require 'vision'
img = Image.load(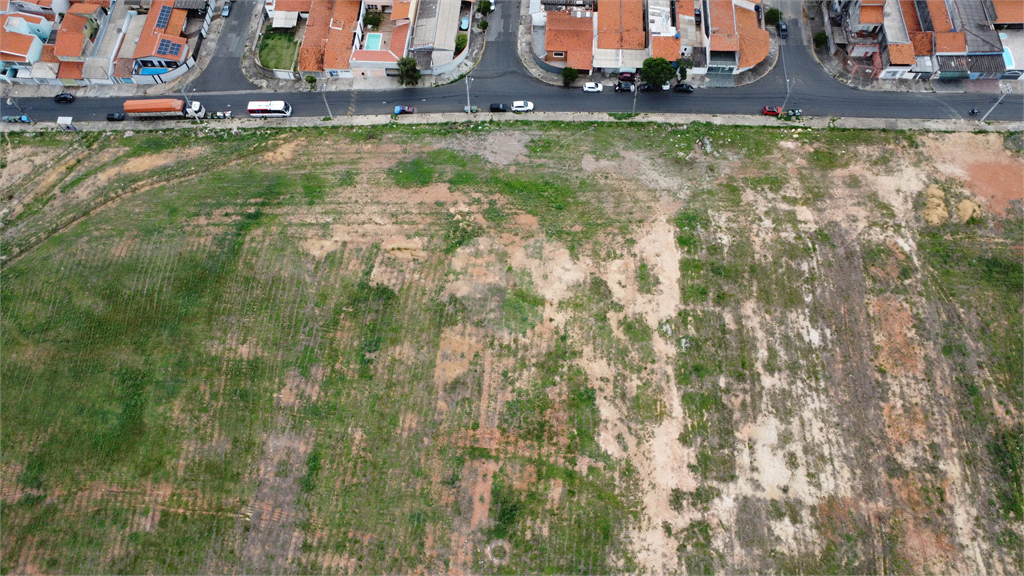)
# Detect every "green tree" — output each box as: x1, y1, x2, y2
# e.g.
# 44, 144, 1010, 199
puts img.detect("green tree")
675, 59, 688, 81
455, 33, 467, 55
479, 20, 488, 30
363, 10, 383, 28
561, 66, 579, 87
397, 57, 421, 86
814, 31, 828, 48
305, 74, 317, 90
765, 7, 782, 26
640, 57, 675, 87
478, 0, 492, 13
